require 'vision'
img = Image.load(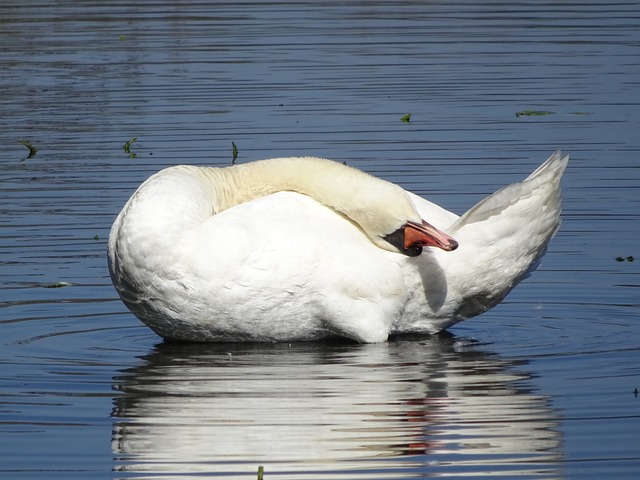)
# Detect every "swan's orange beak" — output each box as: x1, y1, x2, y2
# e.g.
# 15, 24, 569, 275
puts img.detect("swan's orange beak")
404, 220, 458, 253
